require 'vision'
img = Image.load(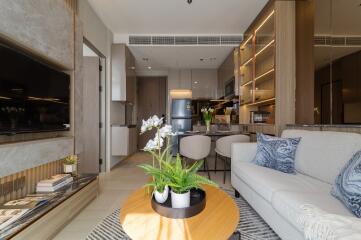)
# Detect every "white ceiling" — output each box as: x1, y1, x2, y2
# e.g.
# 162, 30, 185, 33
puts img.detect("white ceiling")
87, 0, 268, 34
87, 0, 268, 71
129, 45, 235, 70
